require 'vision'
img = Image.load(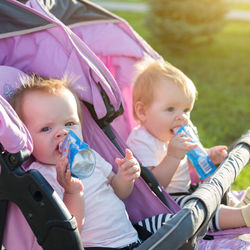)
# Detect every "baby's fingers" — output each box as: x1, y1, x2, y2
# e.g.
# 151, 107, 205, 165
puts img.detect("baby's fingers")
56, 155, 69, 185
185, 141, 198, 150
125, 148, 134, 161
209, 146, 228, 164
115, 157, 124, 167
129, 164, 140, 174
56, 154, 68, 172
116, 149, 135, 168
126, 163, 141, 180
65, 169, 72, 183
218, 146, 228, 157
172, 132, 189, 144
121, 158, 138, 171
